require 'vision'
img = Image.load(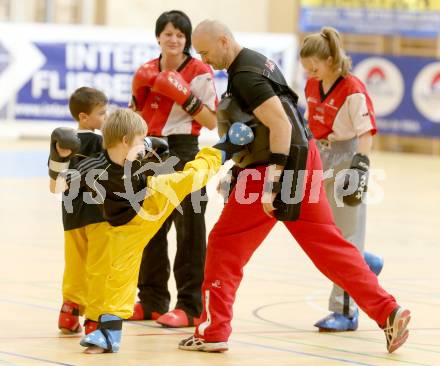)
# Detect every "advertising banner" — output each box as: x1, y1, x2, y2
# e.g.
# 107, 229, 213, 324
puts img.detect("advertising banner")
0, 23, 297, 123
294, 53, 440, 137
300, 0, 440, 37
